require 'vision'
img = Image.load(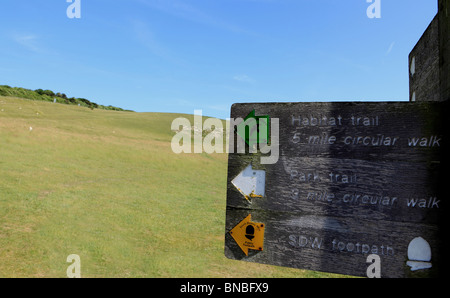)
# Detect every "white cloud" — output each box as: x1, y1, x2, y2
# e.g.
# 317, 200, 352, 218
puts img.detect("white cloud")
13, 34, 41, 52
130, 19, 185, 66
233, 74, 256, 83
135, 0, 252, 35
386, 41, 395, 55
132, 19, 168, 58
